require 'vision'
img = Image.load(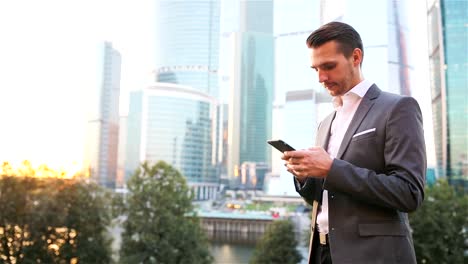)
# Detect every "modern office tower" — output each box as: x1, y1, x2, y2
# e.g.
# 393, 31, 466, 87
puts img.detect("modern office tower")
148, 1, 222, 196
154, 0, 220, 98
84, 42, 121, 188
320, 0, 414, 96
226, 0, 274, 184
125, 83, 219, 200
427, 0, 467, 183
267, 90, 332, 196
